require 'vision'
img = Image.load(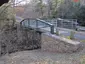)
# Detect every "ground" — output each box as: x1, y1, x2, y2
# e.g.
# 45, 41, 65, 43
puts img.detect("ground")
0, 17, 84, 64
0, 41, 85, 64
